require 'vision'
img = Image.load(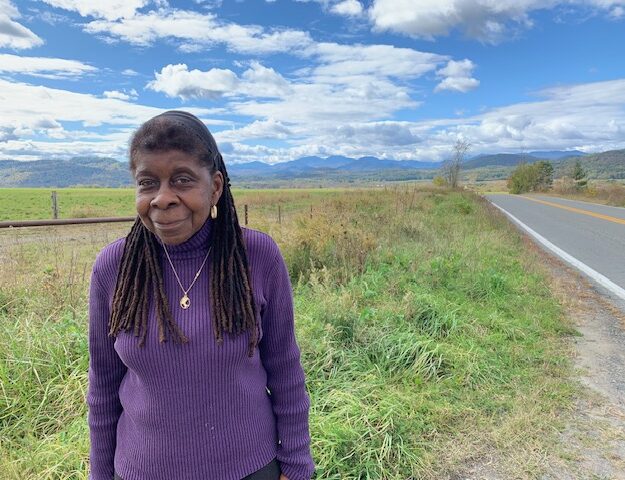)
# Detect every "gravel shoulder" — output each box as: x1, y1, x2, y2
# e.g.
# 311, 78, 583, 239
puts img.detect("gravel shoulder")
540, 245, 625, 480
